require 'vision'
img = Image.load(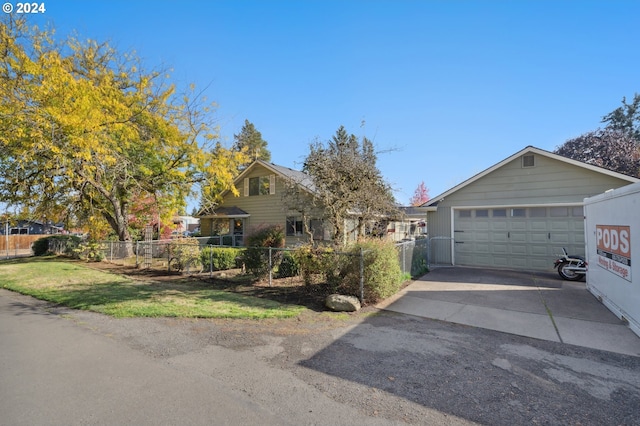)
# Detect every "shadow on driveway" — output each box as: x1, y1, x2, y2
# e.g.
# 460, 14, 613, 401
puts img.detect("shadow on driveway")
298, 268, 640, 425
